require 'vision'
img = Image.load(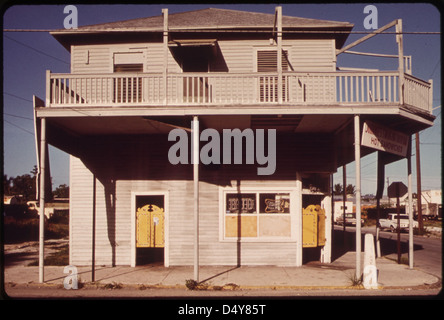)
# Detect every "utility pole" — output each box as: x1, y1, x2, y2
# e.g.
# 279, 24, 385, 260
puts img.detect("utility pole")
415, 132, 423, 232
